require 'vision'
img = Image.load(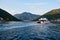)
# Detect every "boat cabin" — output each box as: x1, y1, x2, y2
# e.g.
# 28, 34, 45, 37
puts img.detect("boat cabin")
38, 18, 50, 24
